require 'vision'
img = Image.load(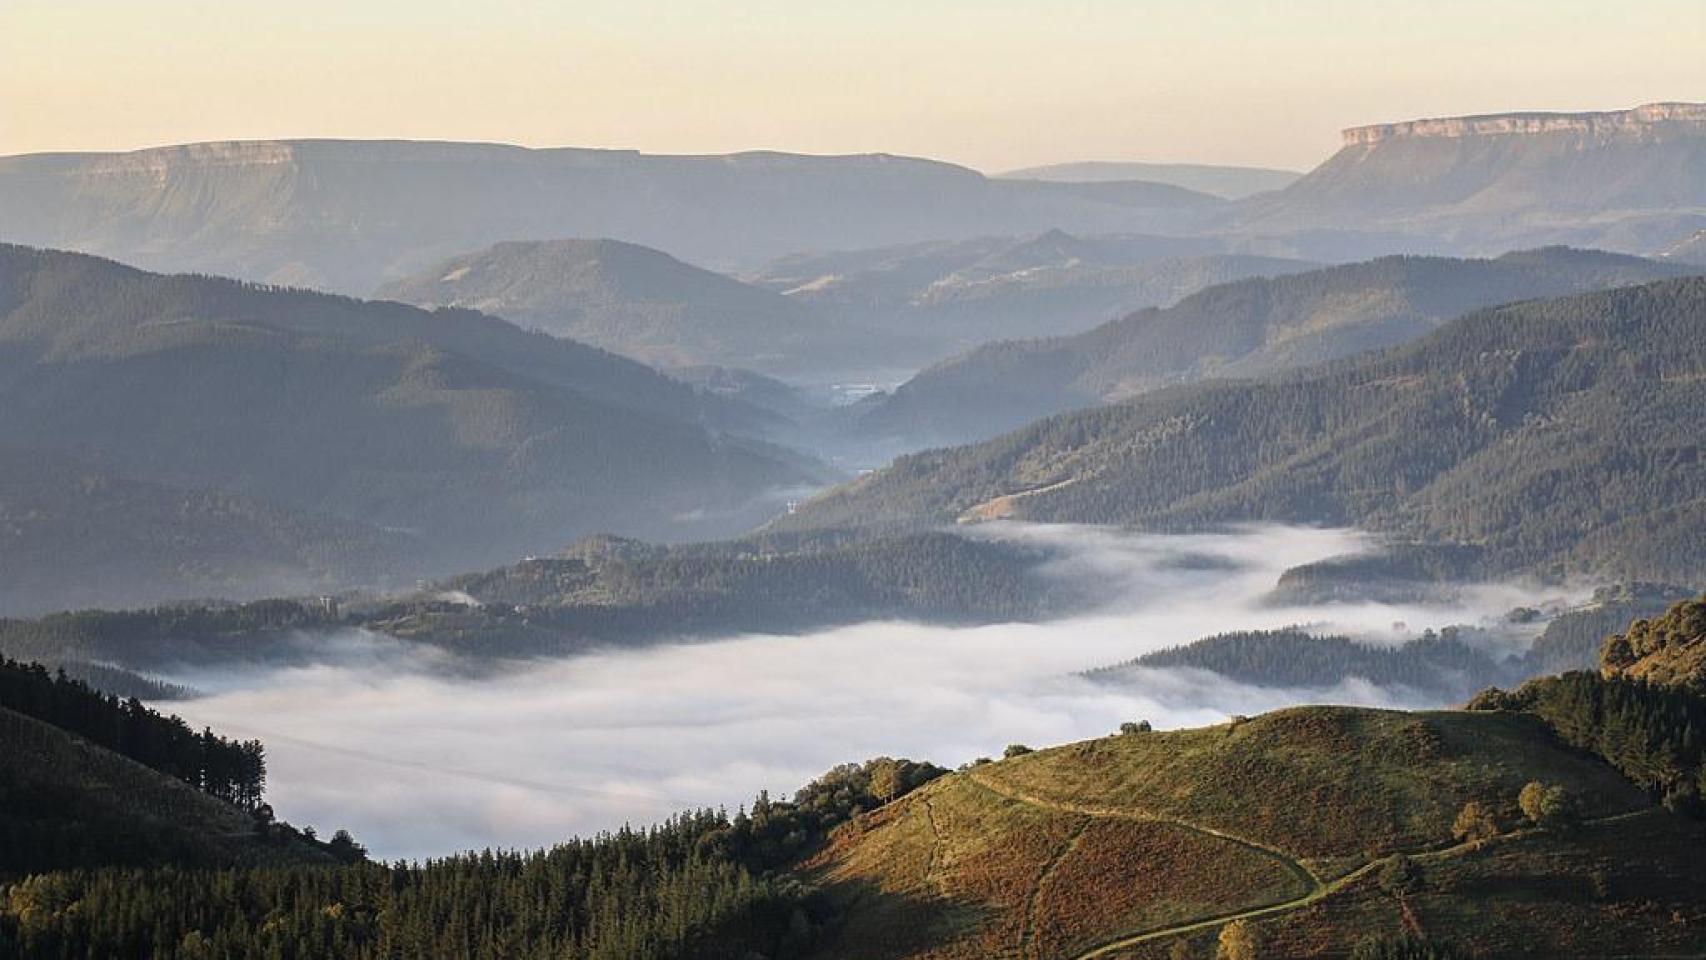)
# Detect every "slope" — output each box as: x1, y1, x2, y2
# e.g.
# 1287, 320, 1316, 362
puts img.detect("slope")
375, 237, 855, 374
857, 247, 1699, 448
805, 706, 1702, 959
785, 277, 1706, 583
0, 451, 416, 617
1240, 102, 1706, 255
0, 707, 332, 875
0, 245, 821, 606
